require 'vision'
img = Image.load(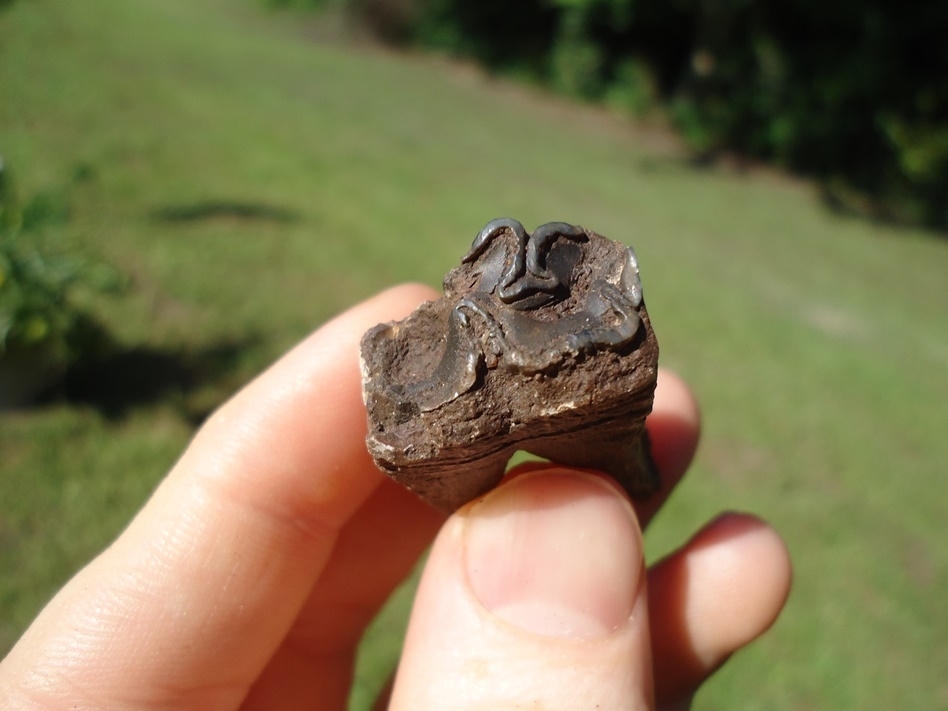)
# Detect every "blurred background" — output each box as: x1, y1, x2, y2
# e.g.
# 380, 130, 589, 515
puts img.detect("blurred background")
1, 0, 946, 707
